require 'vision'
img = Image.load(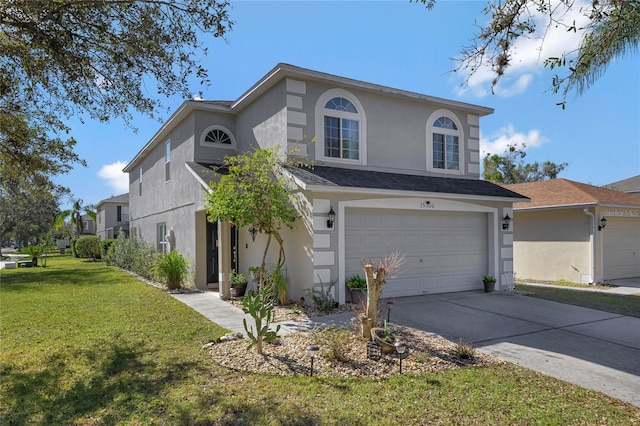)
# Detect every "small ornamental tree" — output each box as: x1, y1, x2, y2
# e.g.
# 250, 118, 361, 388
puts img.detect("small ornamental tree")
205, 147, 299, 297
360, 252, 405, 340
